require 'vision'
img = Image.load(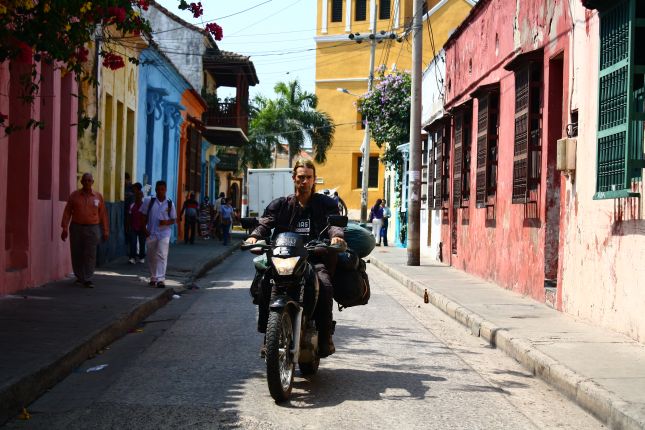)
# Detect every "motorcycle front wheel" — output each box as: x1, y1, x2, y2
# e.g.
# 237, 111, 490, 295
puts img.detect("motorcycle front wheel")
265, 309, 294, 402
